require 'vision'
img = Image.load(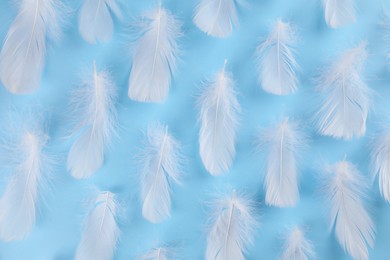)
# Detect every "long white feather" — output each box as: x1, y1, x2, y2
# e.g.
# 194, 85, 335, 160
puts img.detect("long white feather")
0, 120, 50, 241
259, 118, 305, 207
139, 123, 182, 224
315, 42, 371, 140
139, 246, 177, 260
128, 4, 181, 102
198, 61, 240, 176
67, 62, 117, 179
76, 191, 120, 260
322, 0, 356, 28
206, 191, 258, 260
256, 20, 299, 95
280, 227, 315, 260
0, 0, 61, 93
78, 0, 122, 44
323, 160, 375, 260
